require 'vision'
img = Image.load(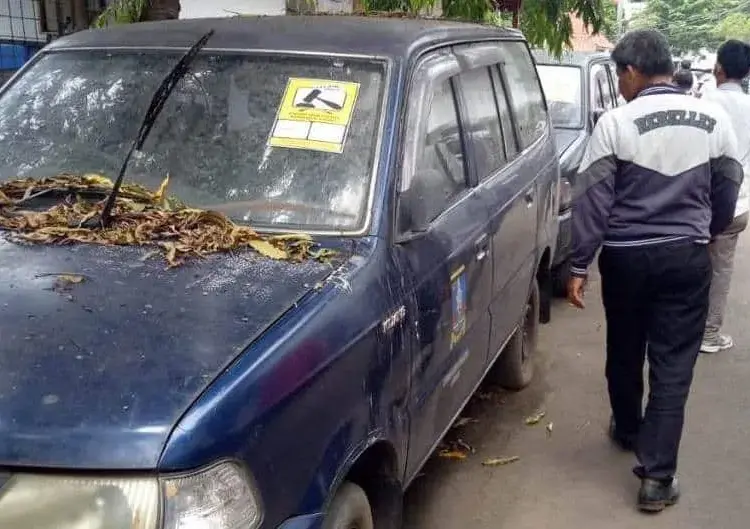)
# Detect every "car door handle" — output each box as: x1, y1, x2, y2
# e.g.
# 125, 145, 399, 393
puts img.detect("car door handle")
524, 189, 535, 208
474, 234, 489, 262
